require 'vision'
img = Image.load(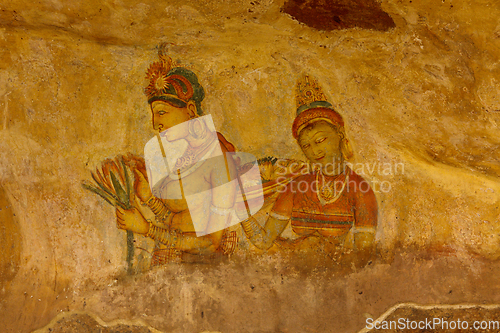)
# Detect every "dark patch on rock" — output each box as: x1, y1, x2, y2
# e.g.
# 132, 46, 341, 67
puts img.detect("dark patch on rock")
281, 0, 395, 31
